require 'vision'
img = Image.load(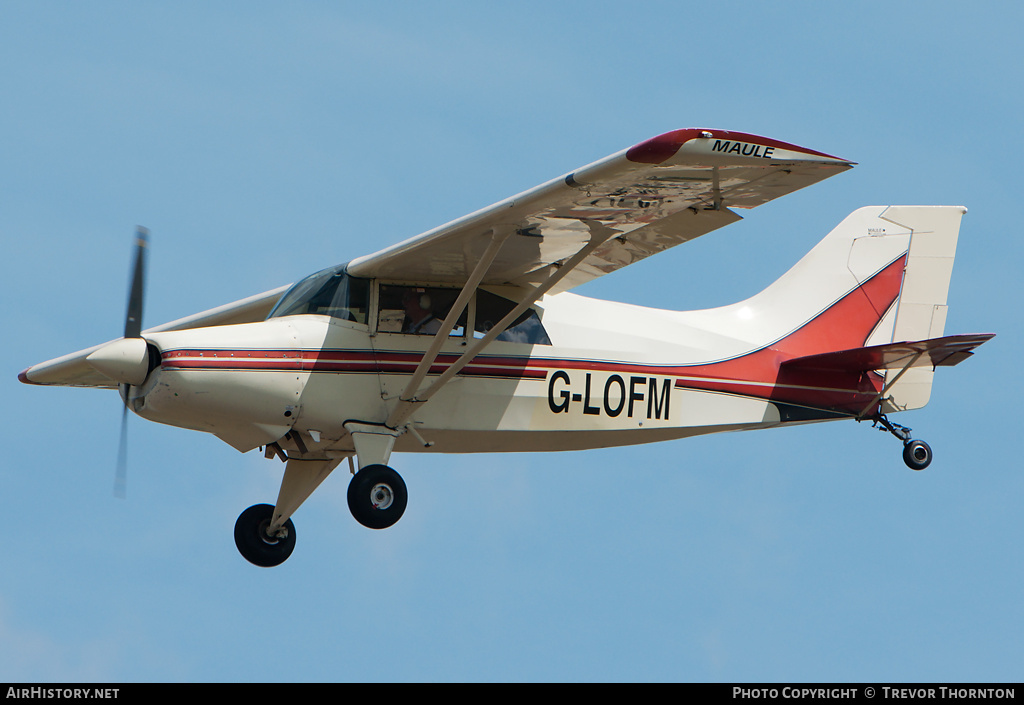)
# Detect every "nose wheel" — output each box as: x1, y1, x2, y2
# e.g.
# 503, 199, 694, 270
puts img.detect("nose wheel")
871, 414, 933, 471
348, 464, 408, 529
